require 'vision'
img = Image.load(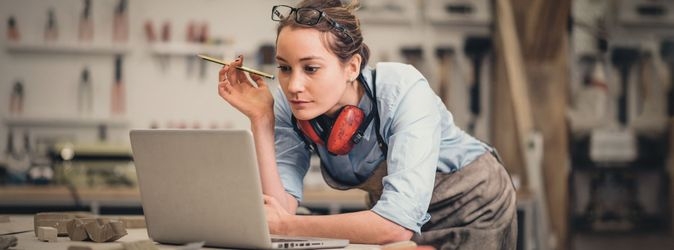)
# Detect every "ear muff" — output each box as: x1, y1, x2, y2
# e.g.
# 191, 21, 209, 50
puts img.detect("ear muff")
298, 119, 325, 146
292, 70, 387, 156
296, 105, 365, 155
326, 105, 364, 155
